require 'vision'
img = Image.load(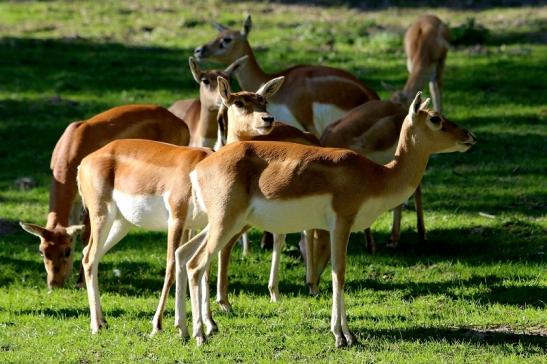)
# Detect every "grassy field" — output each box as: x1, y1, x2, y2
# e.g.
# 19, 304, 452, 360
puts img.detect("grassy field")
0, 1, 546, 362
